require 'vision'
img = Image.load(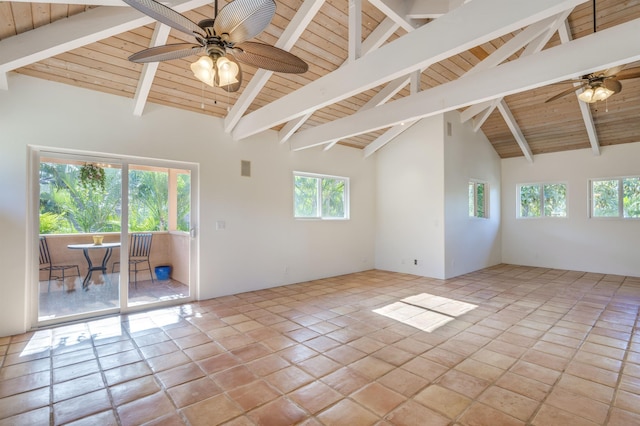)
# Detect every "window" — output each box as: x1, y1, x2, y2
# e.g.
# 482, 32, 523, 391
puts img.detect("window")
294, 172, 349, 219
518, 183, 567, 218
591, 177, 640, 218
468, 181, 488, 218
